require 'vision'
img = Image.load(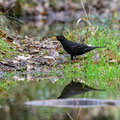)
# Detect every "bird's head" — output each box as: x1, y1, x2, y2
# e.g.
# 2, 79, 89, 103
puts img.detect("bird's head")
52, 35, 65, 42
